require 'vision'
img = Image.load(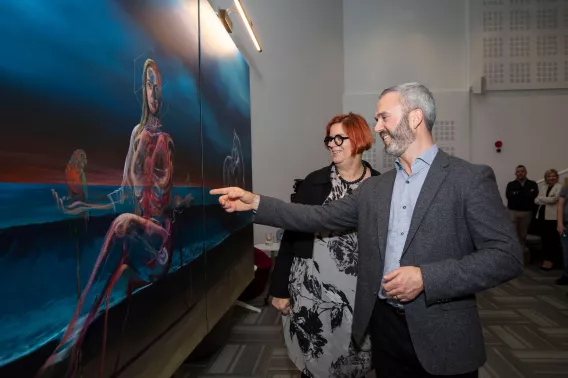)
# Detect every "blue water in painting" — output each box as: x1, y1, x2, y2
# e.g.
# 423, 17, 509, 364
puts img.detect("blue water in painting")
0, 183, 224, 230
0, 183, 251, 367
